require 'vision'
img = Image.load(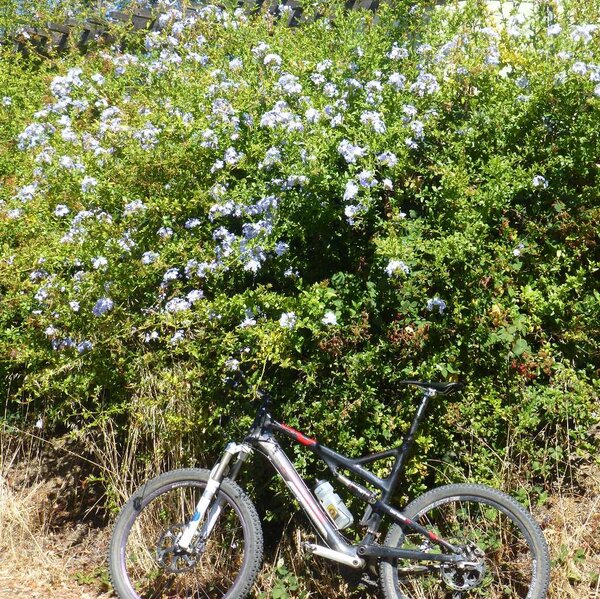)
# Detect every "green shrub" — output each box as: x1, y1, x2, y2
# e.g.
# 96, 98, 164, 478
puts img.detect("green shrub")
1, 0, 598, 502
